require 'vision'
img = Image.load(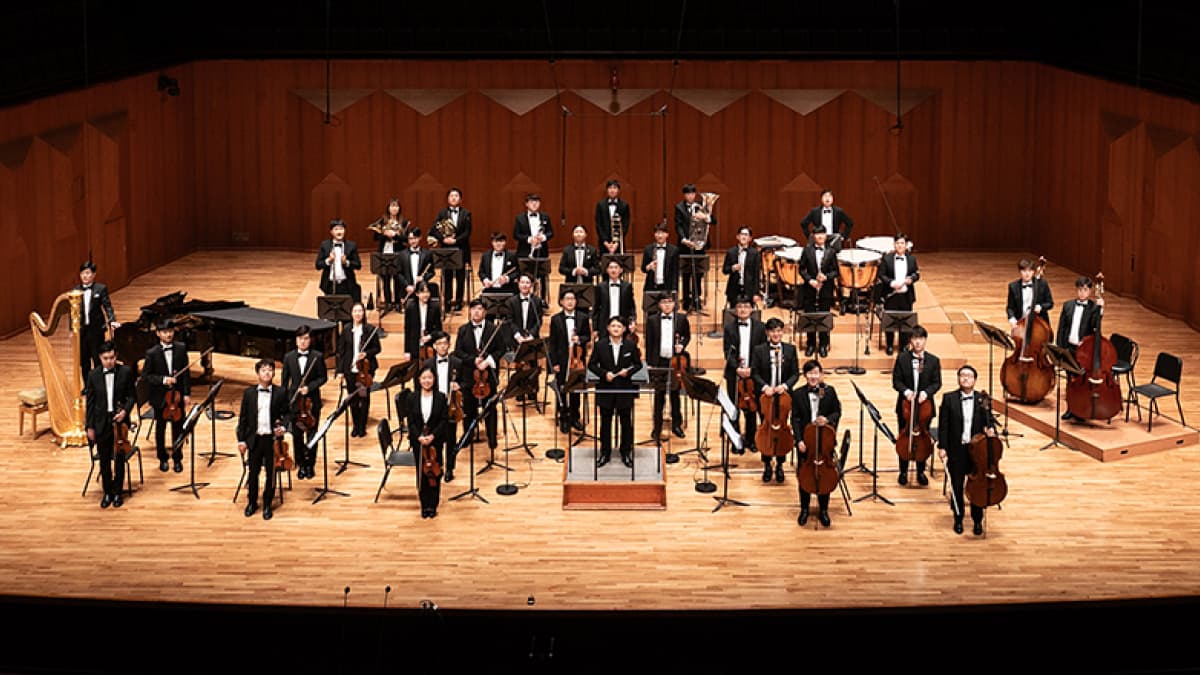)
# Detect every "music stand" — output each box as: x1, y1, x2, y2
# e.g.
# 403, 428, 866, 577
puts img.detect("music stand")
878, 310, 918, 351
379, 361, 418, 429
307, 390, 356, 503
560, 283, 596, 311
679, 254, 709, 317
318, 295, 354, 350
497, 366, 540, 496
975, 320, 1023, 444
641, 367, 673, 458
564, 369, 594, 447
481, 293, 513, 321
850, 381, 897, 506
795, 312, 834, 356
519, 257, 552, 300
169, 380, 224, 498
370, 253, 402, 317
431, 248, 463, 312
449, 392, 497, 504
191, 379, 231, 466
682, 372, 721, 492
1041, 343, 1083, 453
600, 253, 635, 276
545, 377, 568, 461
